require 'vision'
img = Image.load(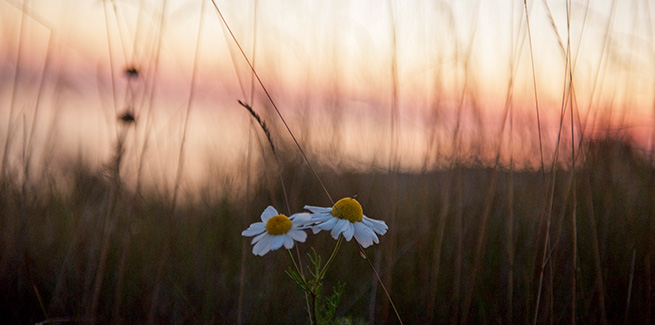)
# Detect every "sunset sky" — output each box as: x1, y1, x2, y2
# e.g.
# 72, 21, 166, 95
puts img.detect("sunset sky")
1, 0, 654, 188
